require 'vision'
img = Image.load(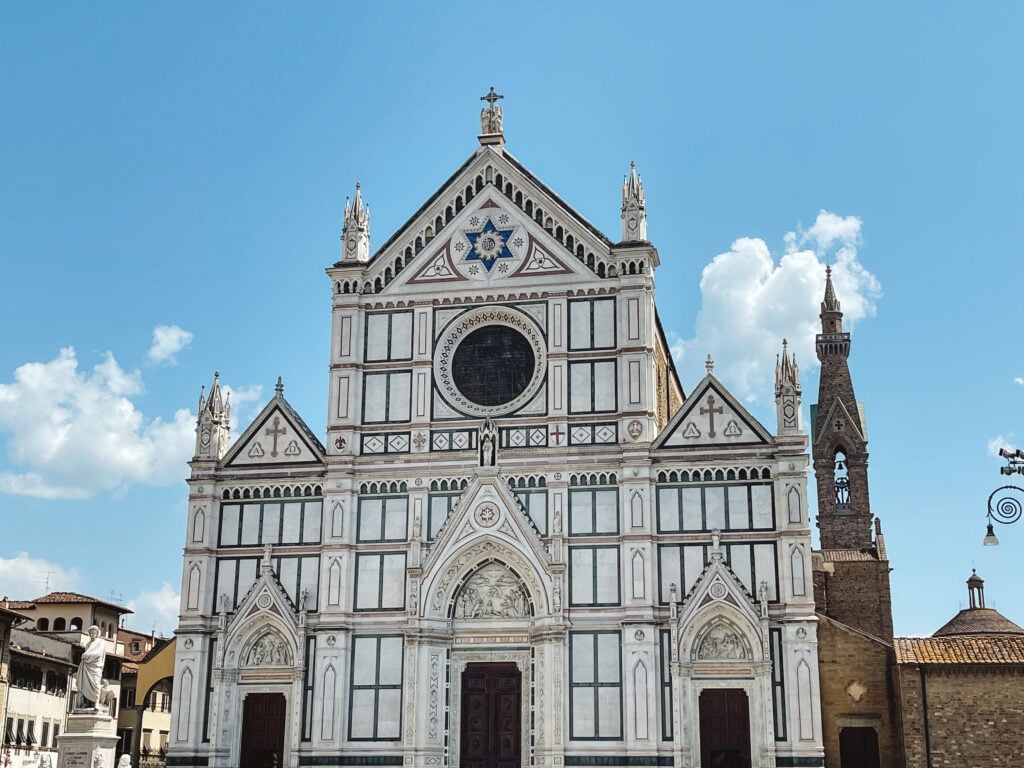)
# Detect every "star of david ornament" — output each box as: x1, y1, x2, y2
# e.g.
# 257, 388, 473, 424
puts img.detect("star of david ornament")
464, 218, 515, 271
